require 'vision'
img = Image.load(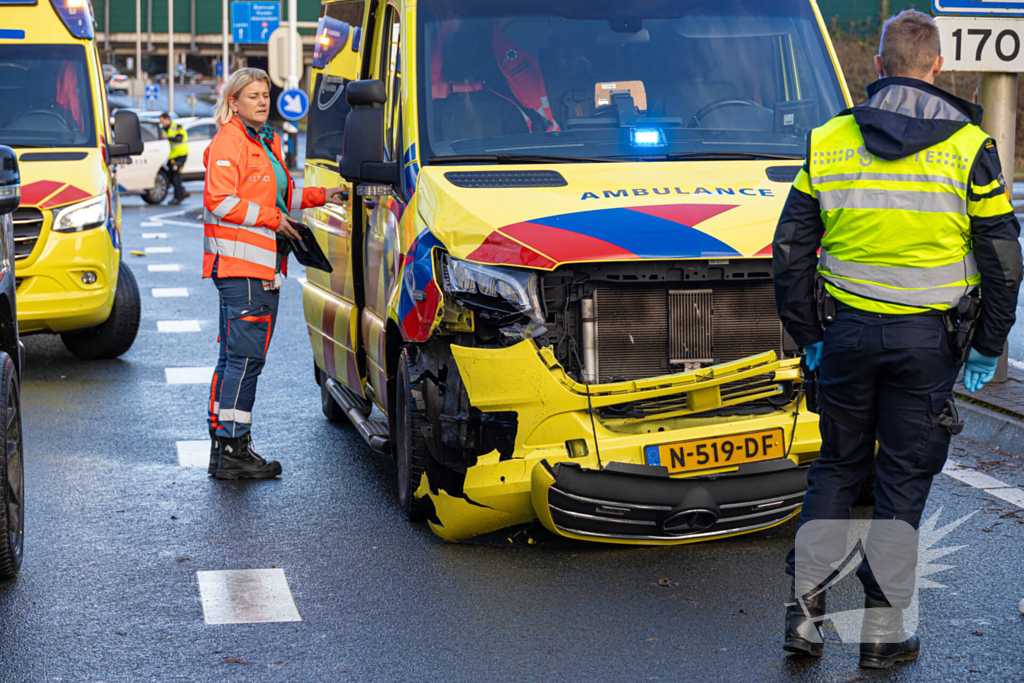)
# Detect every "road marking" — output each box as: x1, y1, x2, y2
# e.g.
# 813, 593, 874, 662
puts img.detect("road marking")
943, 459, 1024, 509
297, 277, 307, 286
1008, 358, 1024, 371
176, 440, 209, 467
140, 221, 163, 227
145, 246, 174, 254
165, 366, 214, 384
152, 287, 188, 298
148, 264, 181, 272
142, 232, 168, 239
196, 569, 302, 625
157, 320, 201, 333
